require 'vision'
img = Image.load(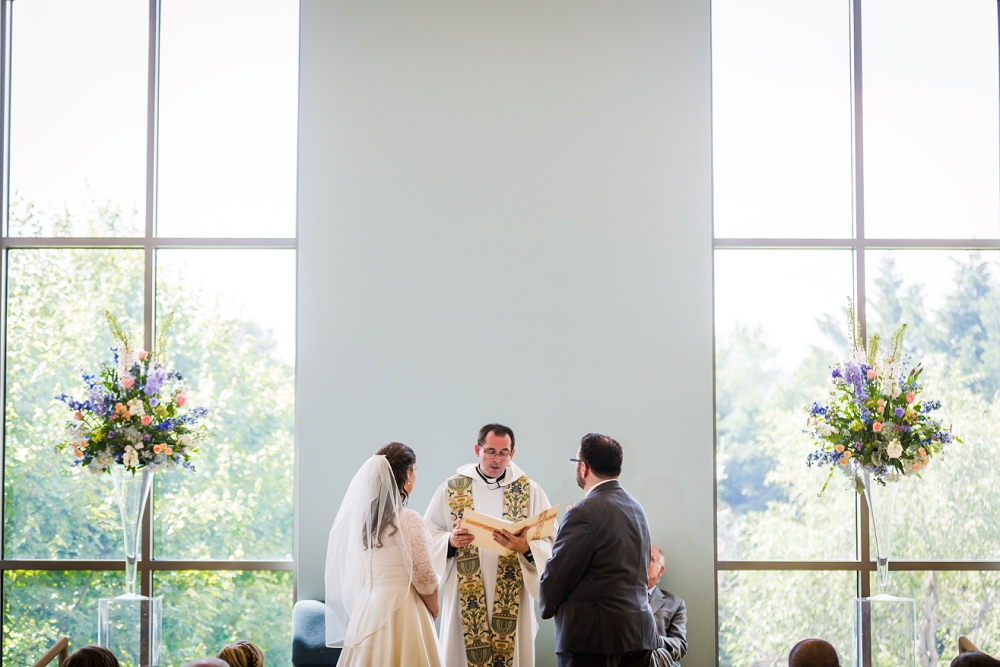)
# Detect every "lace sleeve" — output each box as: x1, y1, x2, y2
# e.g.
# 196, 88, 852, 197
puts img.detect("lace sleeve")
403, 509, 439, 595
